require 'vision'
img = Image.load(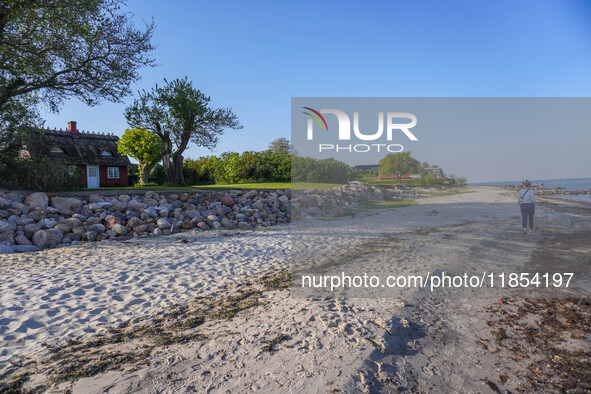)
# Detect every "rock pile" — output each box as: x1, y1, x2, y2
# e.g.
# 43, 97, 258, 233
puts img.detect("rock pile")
0, 190, 291, 254
292, 183, 403, 218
